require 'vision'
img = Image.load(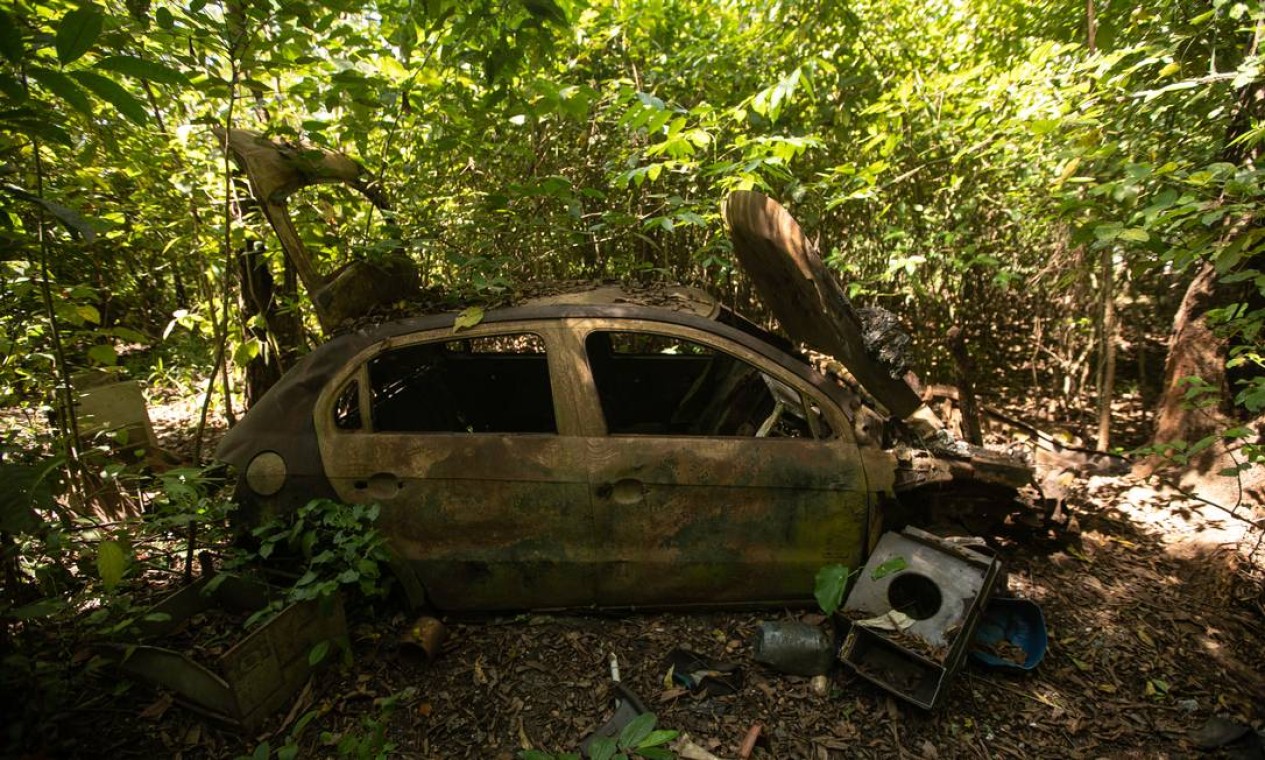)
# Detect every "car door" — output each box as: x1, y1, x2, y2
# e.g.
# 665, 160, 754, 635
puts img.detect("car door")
570, 319, 874, 607
314, 322, 596, 611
